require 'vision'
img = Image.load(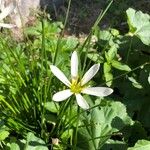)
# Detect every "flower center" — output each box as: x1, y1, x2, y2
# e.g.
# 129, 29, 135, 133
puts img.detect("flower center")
70, 79, 83, 93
